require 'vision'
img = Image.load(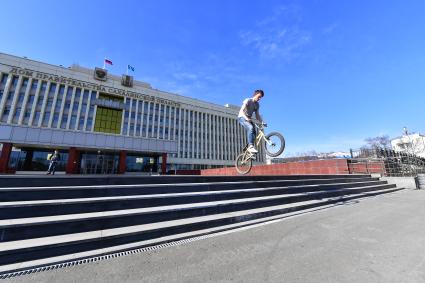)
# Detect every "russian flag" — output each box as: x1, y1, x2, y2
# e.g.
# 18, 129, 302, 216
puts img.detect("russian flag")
104, 58, 113, 65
